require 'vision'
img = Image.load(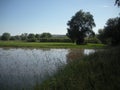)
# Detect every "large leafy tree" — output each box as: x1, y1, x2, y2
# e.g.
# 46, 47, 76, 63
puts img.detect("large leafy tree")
67, 10, 95, 45
98, 17, 120, 45
1, 32, 11, 40
104, 17, 120, 45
